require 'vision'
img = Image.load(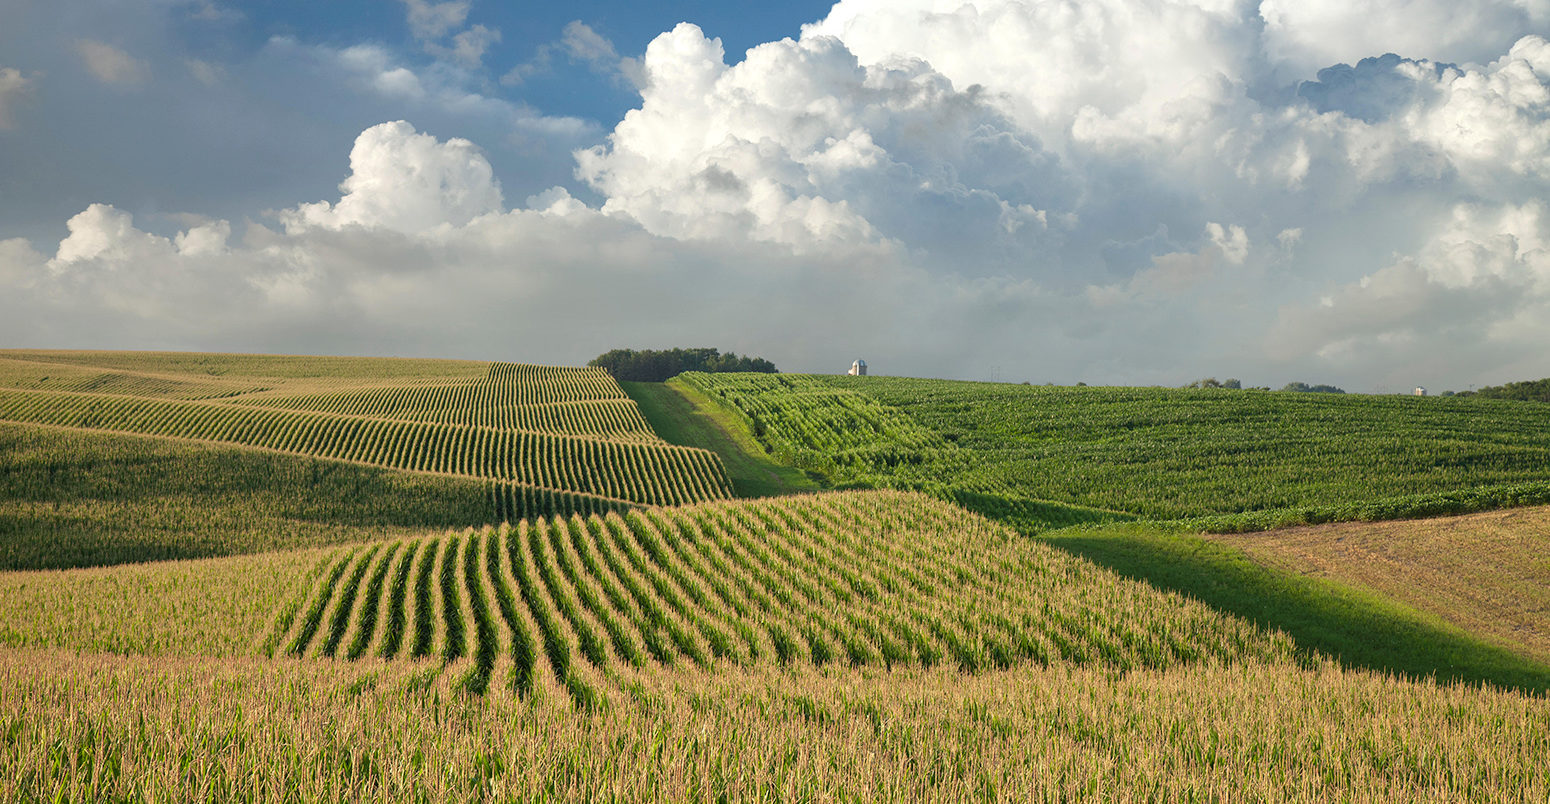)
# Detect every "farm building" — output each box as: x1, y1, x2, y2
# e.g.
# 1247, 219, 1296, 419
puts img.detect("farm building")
849, 359, 867, 376
1414, 386, 1427, 397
